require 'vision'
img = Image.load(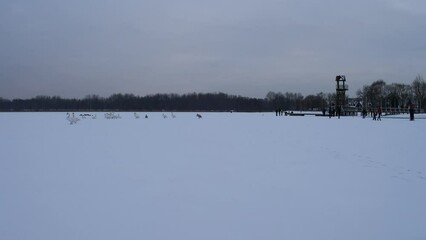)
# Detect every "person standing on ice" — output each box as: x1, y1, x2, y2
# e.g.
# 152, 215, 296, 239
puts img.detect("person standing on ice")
377, 107, 382, 121
409, 104, 415, 121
